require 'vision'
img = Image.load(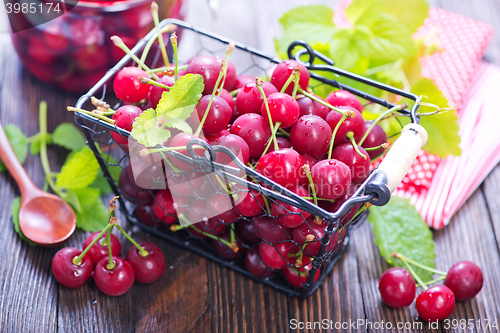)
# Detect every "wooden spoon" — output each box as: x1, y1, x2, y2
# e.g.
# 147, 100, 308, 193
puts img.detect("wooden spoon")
0, 122, 76, 246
